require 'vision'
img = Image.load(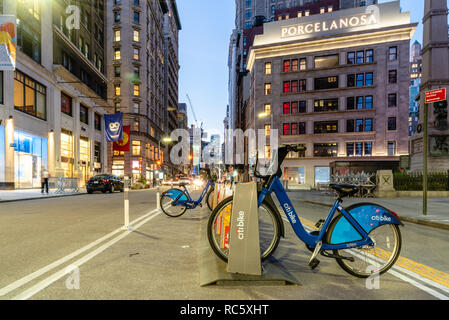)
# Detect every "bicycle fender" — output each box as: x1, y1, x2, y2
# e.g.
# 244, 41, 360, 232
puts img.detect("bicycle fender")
328, 203, 402, 245
163, 189, 188, 201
